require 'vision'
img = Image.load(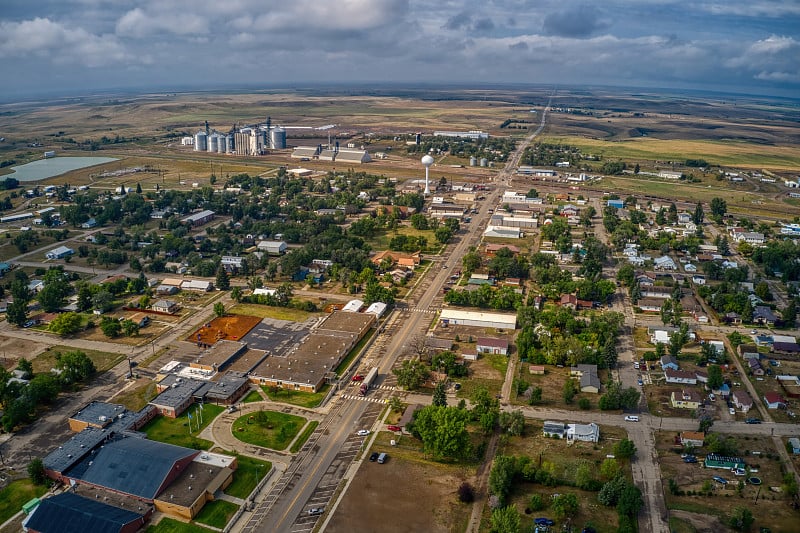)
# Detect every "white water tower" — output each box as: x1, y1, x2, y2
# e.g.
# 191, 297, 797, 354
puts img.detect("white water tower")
421, 154, 434, 195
